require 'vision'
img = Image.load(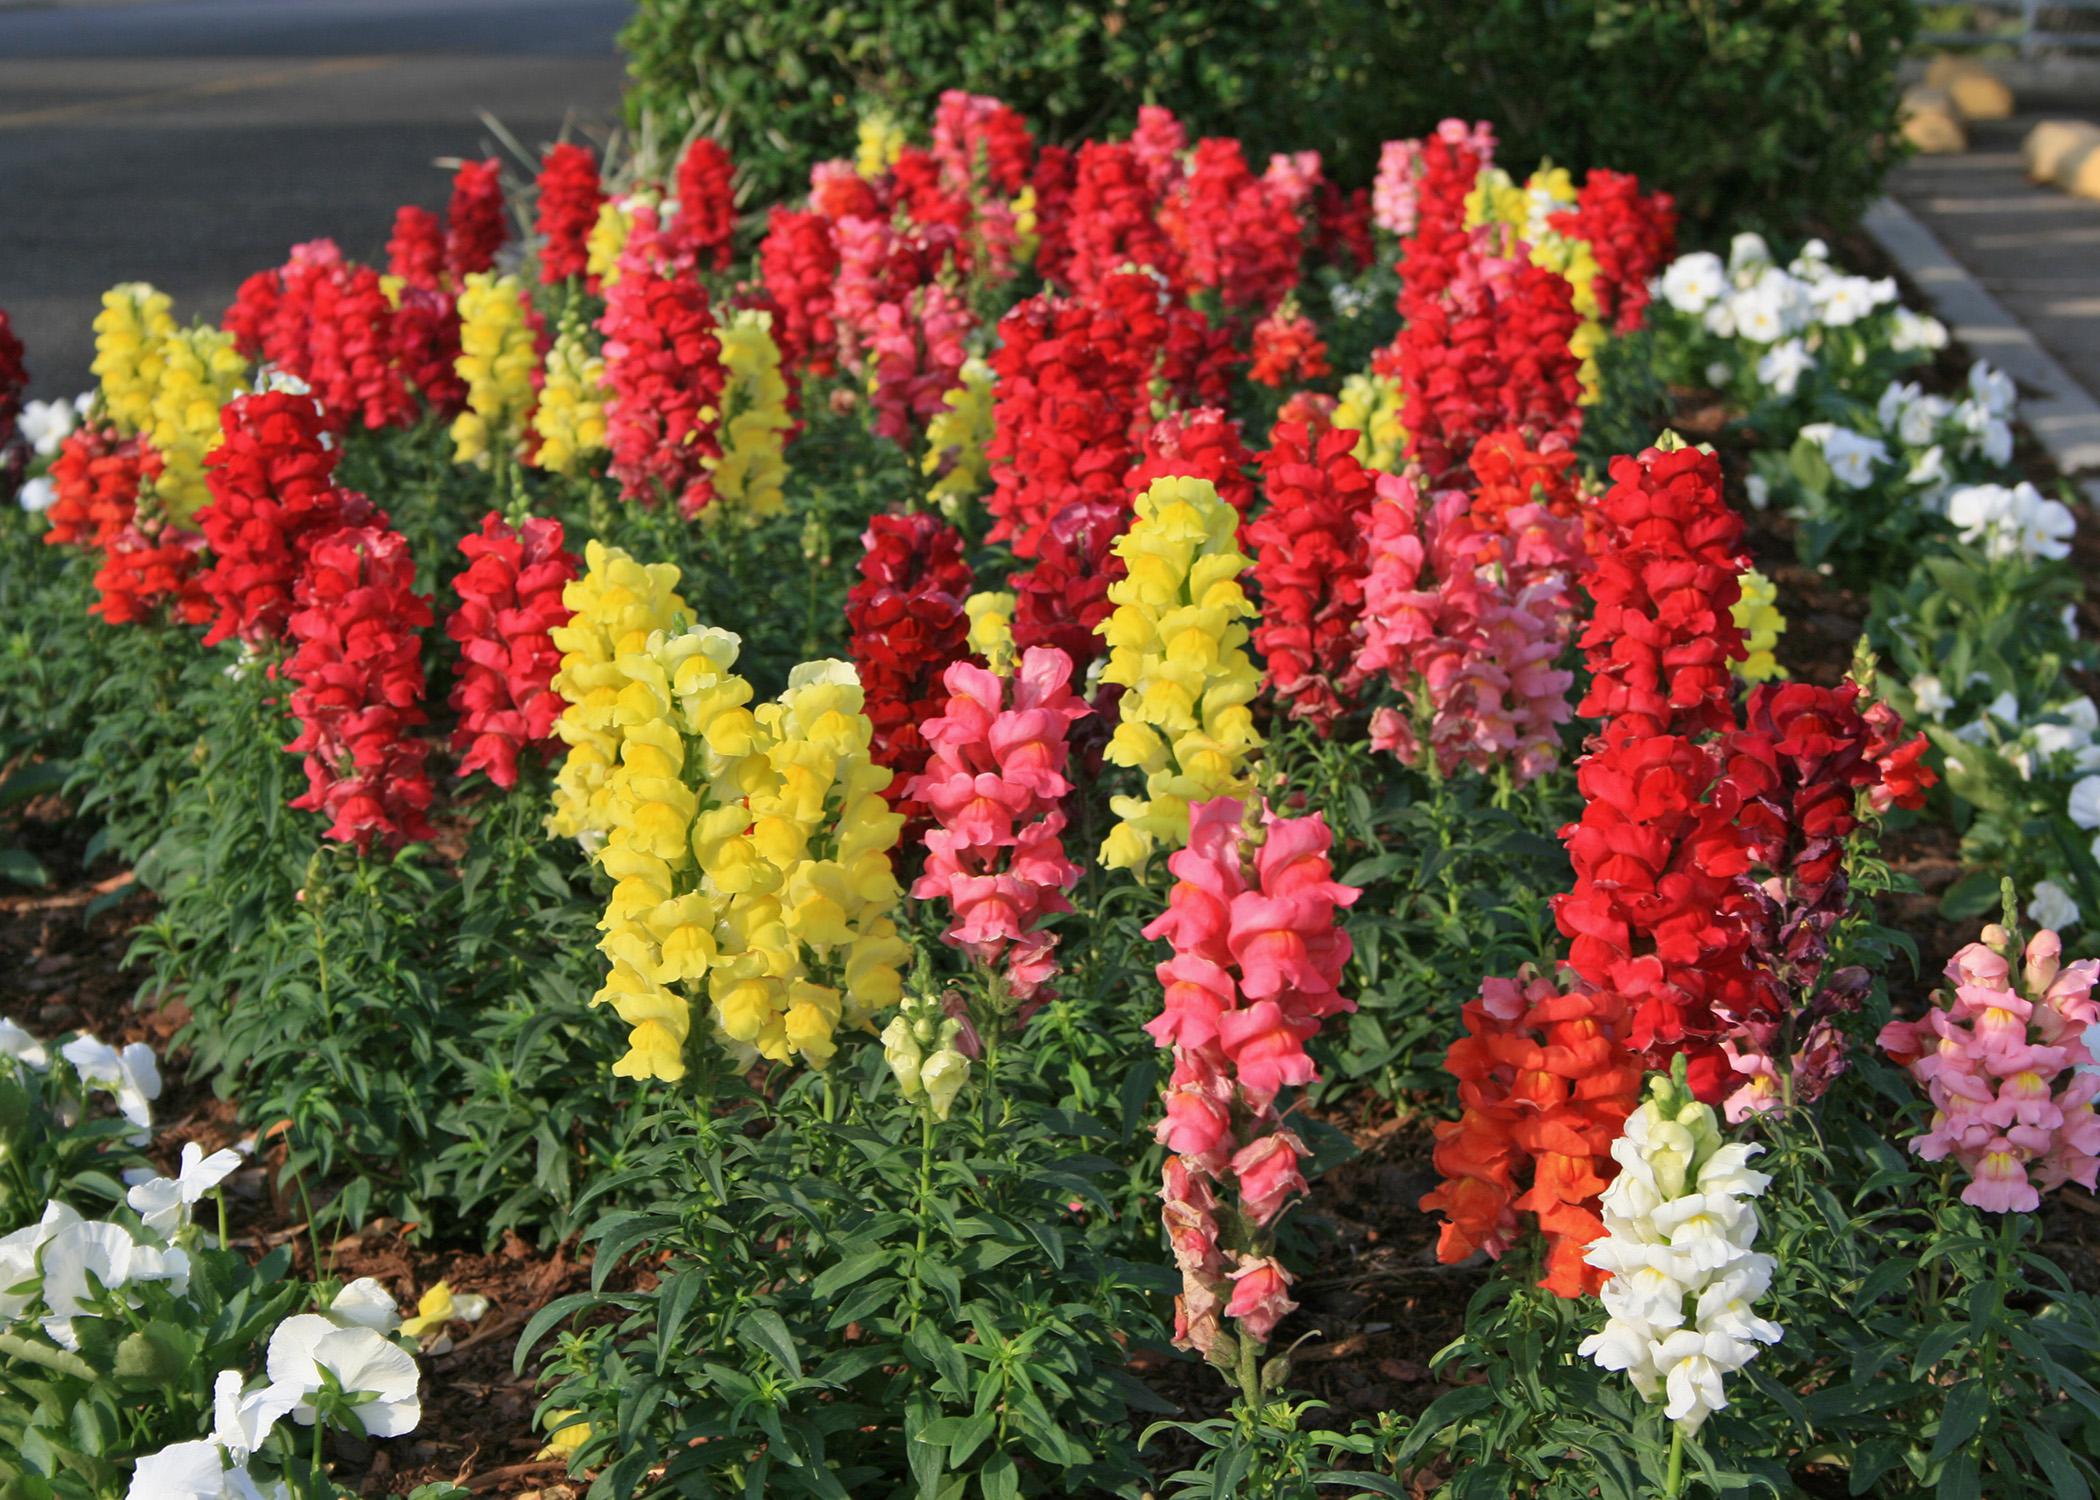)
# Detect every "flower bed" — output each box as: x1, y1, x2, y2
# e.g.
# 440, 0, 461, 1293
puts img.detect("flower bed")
0, 94, 2097, 1500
